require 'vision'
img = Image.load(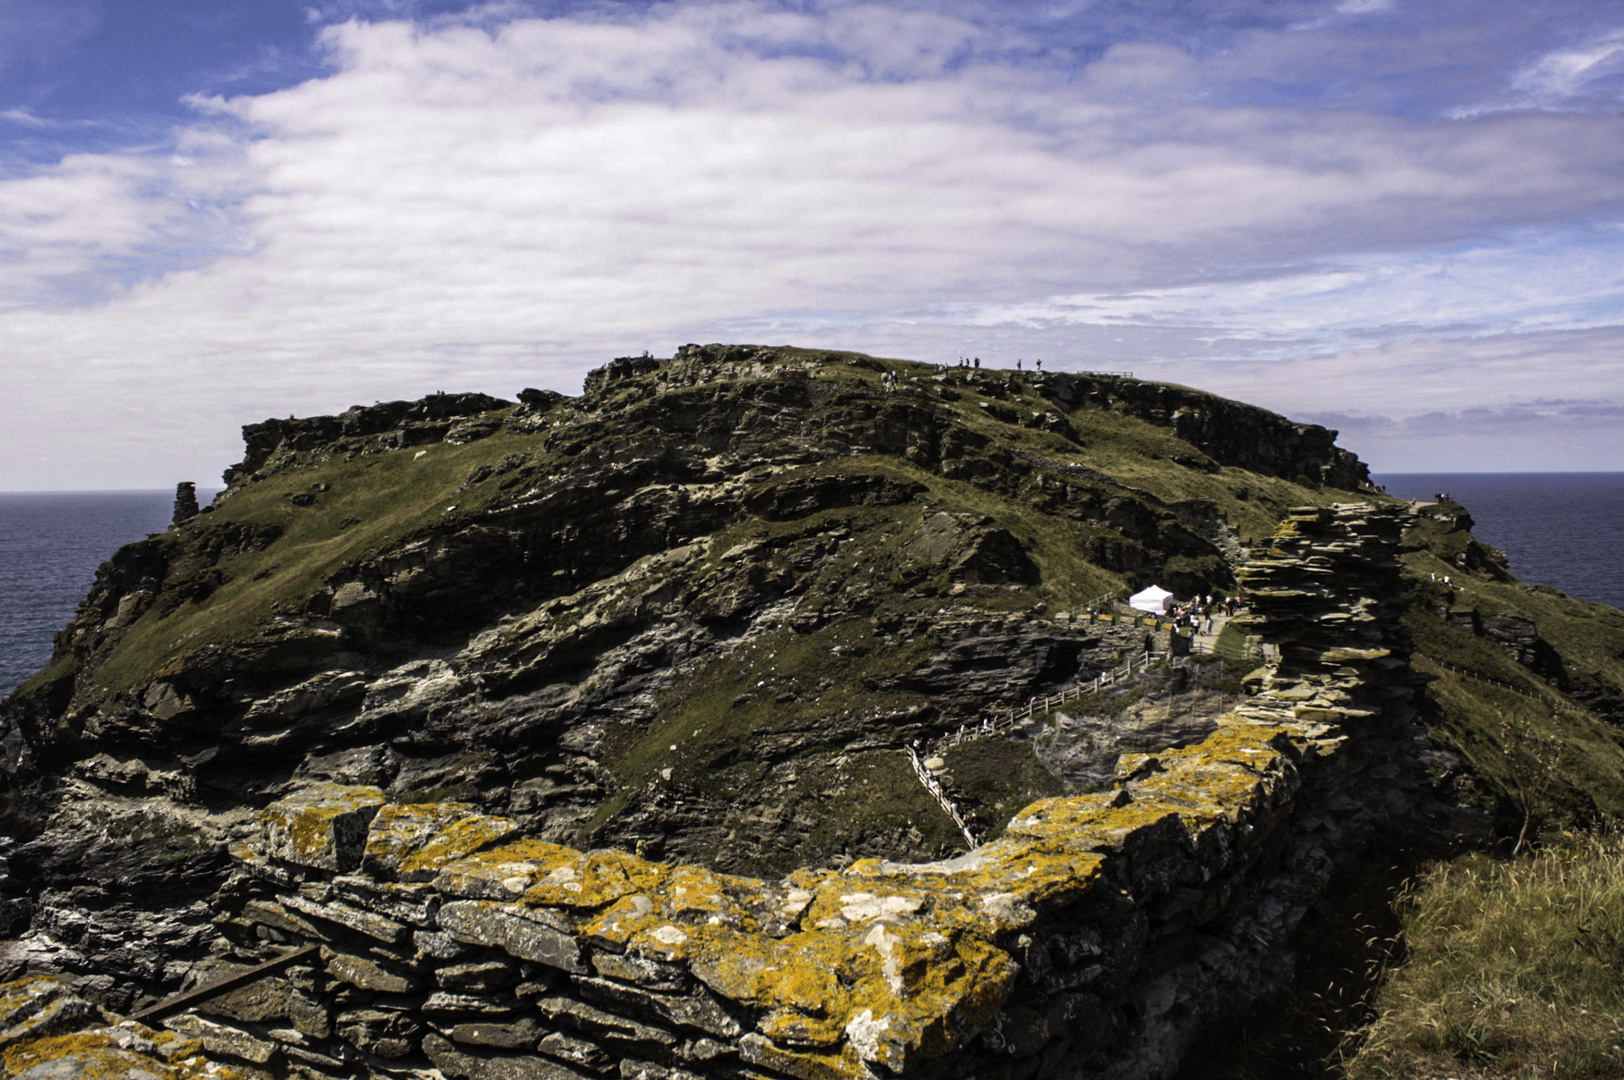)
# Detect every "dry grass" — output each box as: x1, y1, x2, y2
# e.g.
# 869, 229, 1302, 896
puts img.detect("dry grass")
1346, 835, 1624, 1079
